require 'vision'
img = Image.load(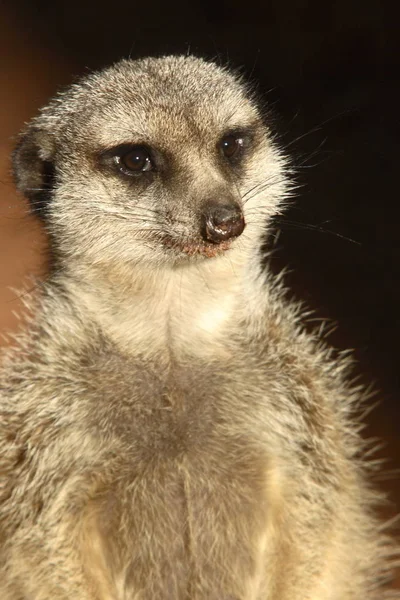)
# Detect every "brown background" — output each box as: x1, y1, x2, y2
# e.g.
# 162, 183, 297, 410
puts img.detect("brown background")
1, 0, 399, 586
